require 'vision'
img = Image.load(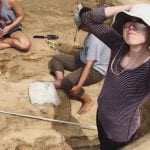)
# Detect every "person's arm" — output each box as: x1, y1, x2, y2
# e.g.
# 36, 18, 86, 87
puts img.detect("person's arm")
145, 71, 150, 101
2, 0, 25, 35
81, 5, 132, 49
148, 74, 150, 97
81, 5, 132, 26
105, 5, 132, 18
71, 60, 95, 96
